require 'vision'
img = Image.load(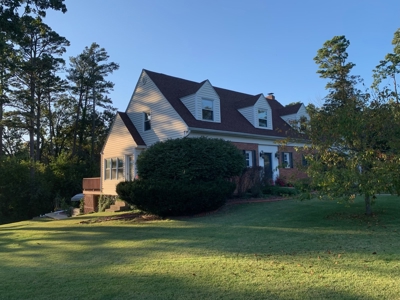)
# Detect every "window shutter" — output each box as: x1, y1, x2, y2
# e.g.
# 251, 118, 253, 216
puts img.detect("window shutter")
289, 152, 293, 168
302, 155, 308, 166
252, 150, 256, 167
